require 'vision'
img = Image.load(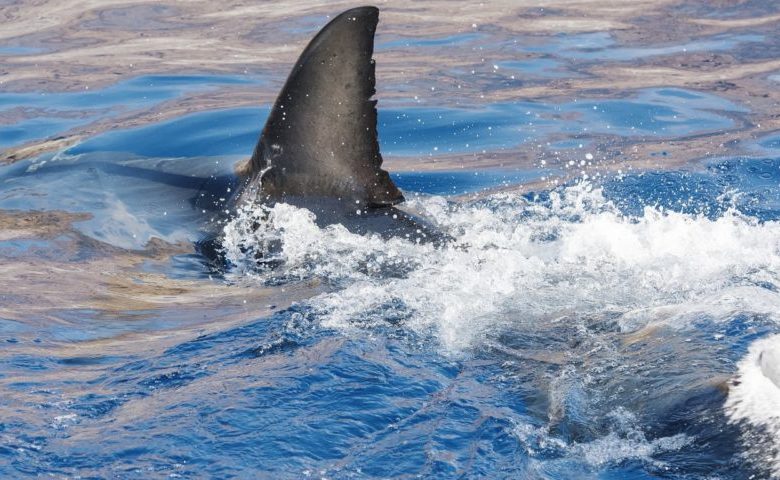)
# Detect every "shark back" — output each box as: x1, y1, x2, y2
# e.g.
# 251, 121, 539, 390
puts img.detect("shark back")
242, 6, 403, 208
